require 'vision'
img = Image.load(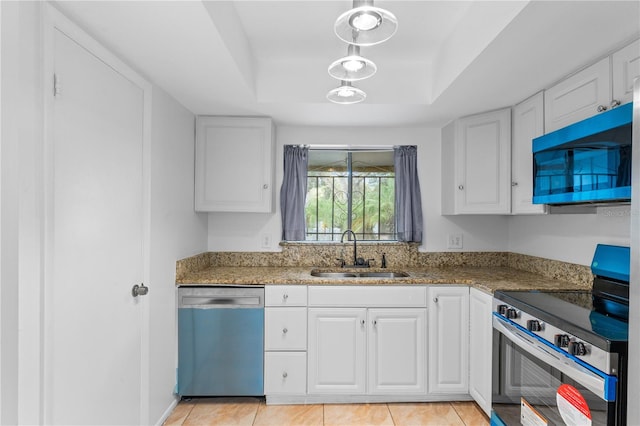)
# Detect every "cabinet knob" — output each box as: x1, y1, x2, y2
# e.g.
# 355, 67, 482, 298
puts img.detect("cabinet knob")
263, 184, 269, 189
282, 294, 289, 300
511, 181, 518, 187
282, 327, 288, 334
282, 371, 288, 378
597, 104, 608, 112
433, 297, 438, 303
611, 99, 621, 109
360, 319, 365, 326
458, 185, 464, 190
373, 320, 377, 326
